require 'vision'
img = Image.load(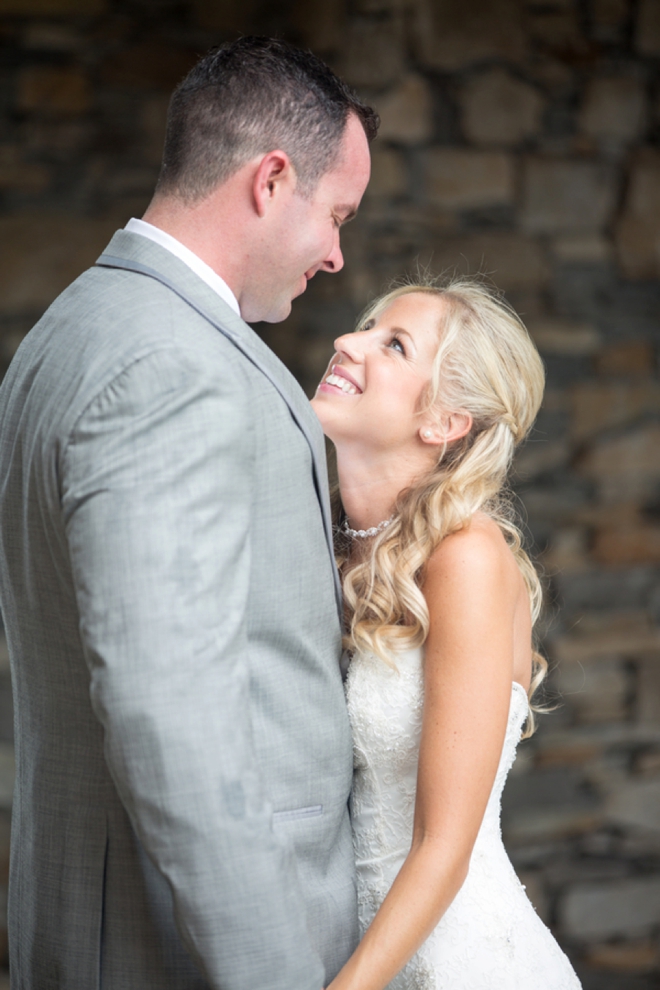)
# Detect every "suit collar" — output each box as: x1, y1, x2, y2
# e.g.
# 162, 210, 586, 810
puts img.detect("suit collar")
95, 230, 341, 614
99, 231, 319, 447
124, 218, 240, 316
